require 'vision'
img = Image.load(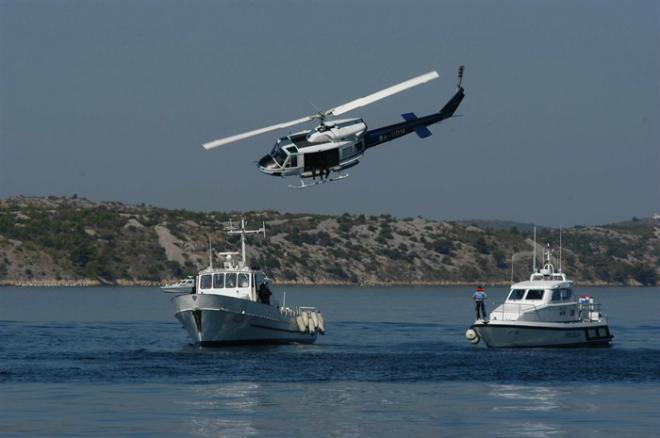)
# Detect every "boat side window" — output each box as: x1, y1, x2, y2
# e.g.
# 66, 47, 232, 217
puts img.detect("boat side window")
525, 289, 545, 300
200, 274, 212, 290
552, 289, 561, 301
226, 273, 237, 288
238, 273, 250, 288
508, 289, 525, 300
560, 288, 572, 300
213, 273, 225, 289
